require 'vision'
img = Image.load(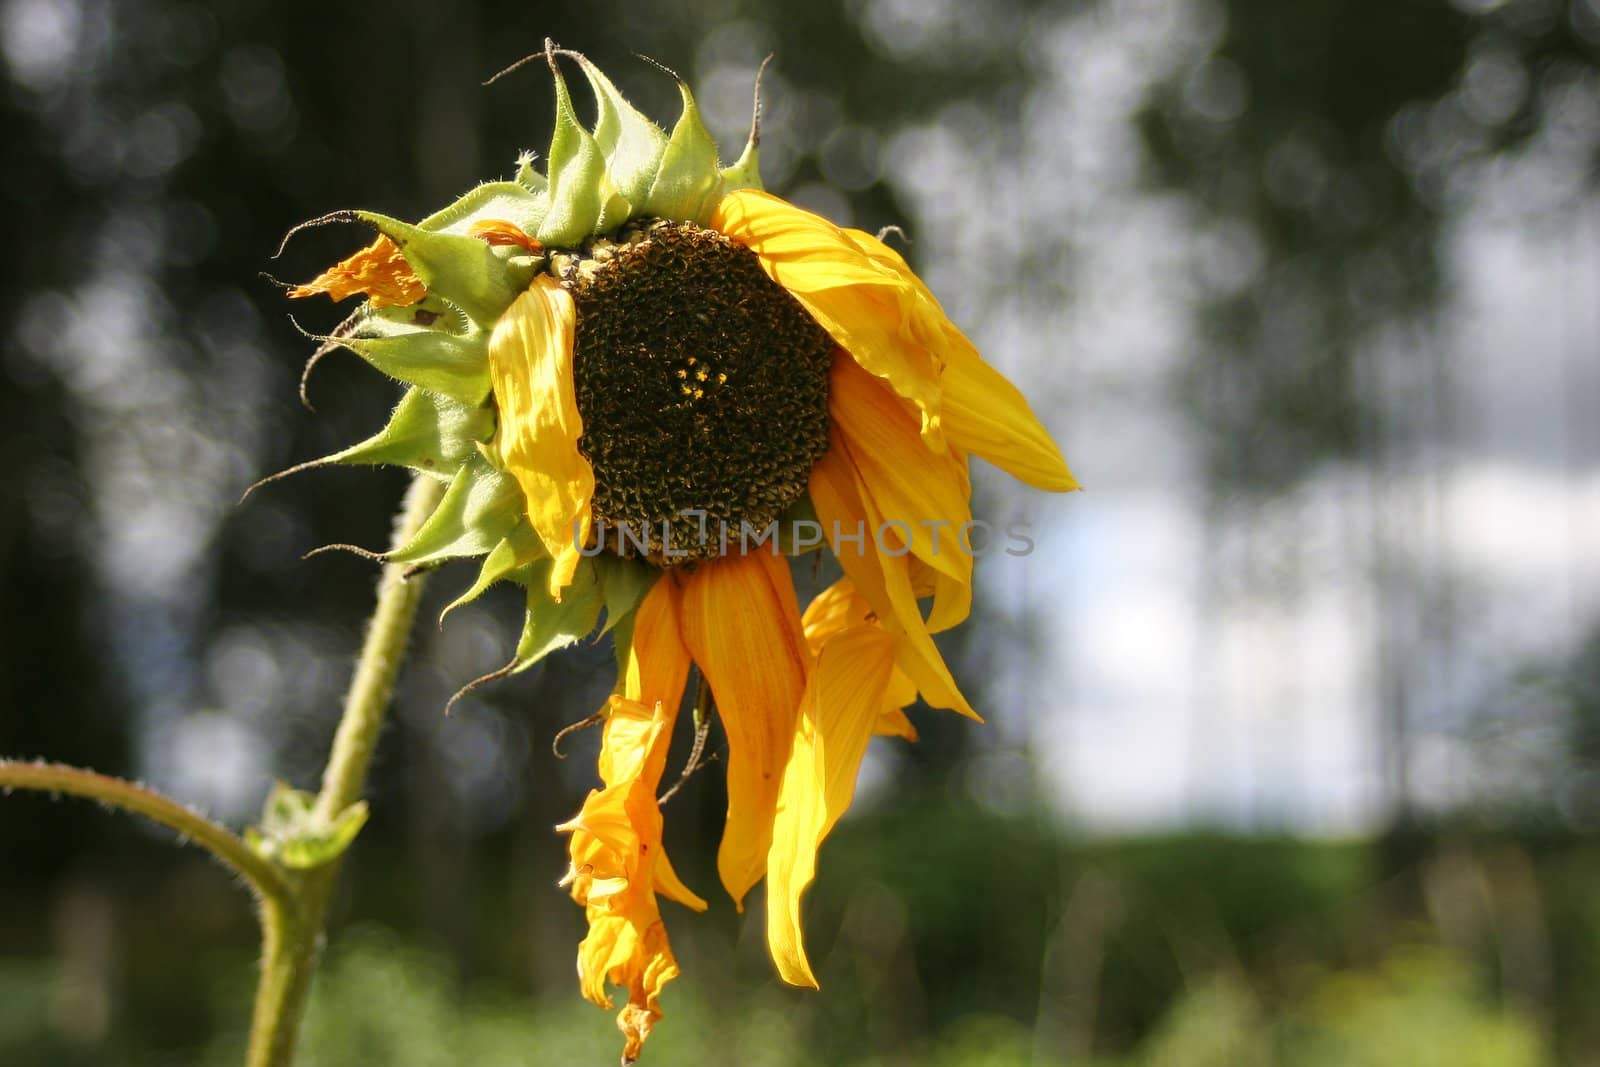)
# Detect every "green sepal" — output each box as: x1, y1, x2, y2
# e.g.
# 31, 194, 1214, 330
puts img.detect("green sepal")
441, 522, 544, 621
775, 492, 823, 554
335, 322, 491, 404
643, 79, 723, 224
538, 56, 631, 247
592, 555, 658, 635
609, 610, 636, 684
719, 136, 763, 194
718, 59, 768, 193
387, 452, 522, 565
246, 781, 369, 871
514, 152, 548, 194
507, 557, 603, 673
573, 53, 668, 209
419, 180, 549, 238
325, 387, 492, 479
354, 210, 537, 327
